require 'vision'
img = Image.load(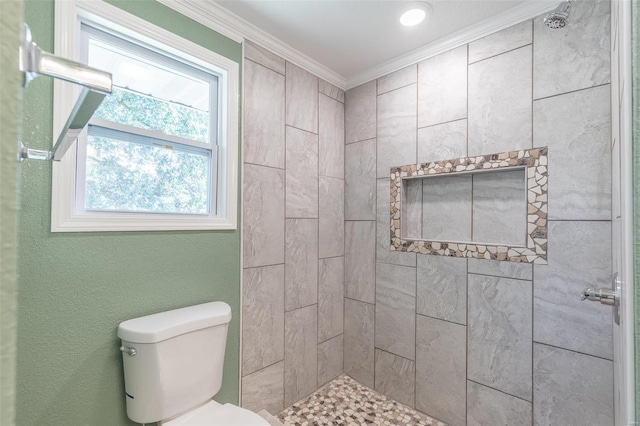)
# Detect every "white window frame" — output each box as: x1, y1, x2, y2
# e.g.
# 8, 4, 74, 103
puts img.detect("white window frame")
52, 0, 239, 232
